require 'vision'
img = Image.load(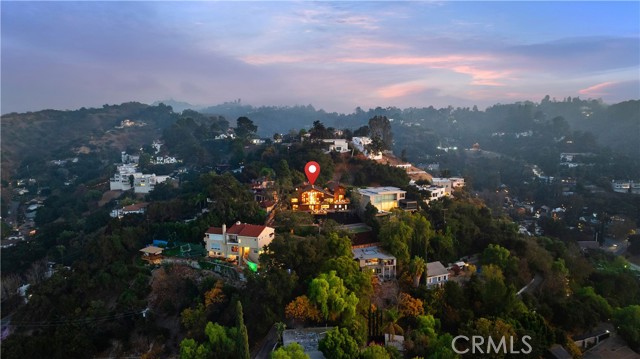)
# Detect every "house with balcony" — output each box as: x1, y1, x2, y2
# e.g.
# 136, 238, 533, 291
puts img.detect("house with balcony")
352, 246, 396, 280
204, 222, 275, 265
420, 185, 448, 204
291, 182, 350, 214
357, 187, 406, 212
109, 163, 168, 193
